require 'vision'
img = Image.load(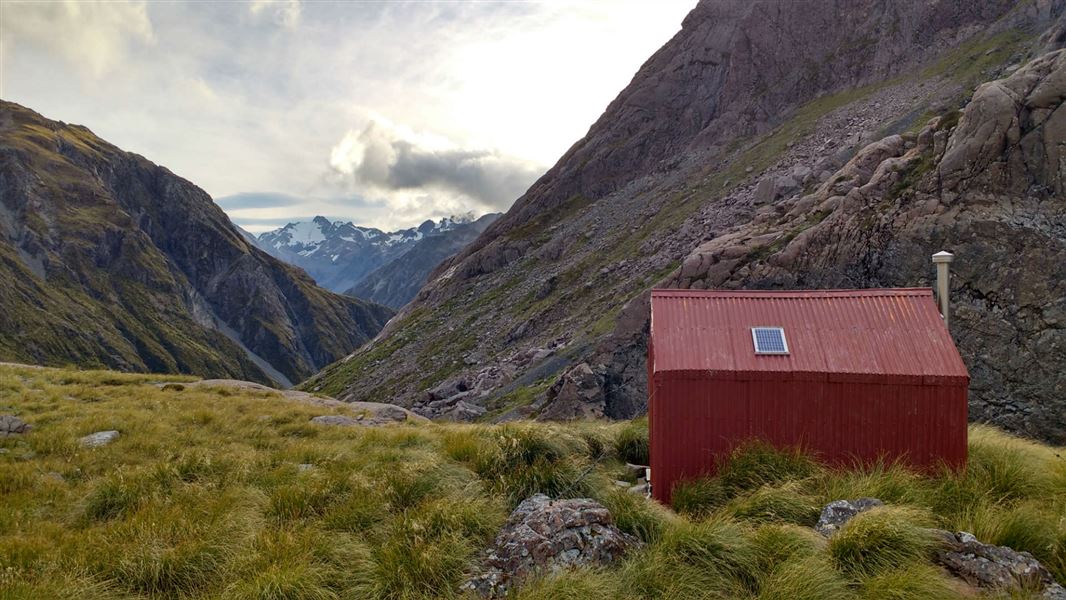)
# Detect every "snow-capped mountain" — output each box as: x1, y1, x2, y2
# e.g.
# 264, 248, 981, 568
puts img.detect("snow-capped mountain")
253, 215, 485, 293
